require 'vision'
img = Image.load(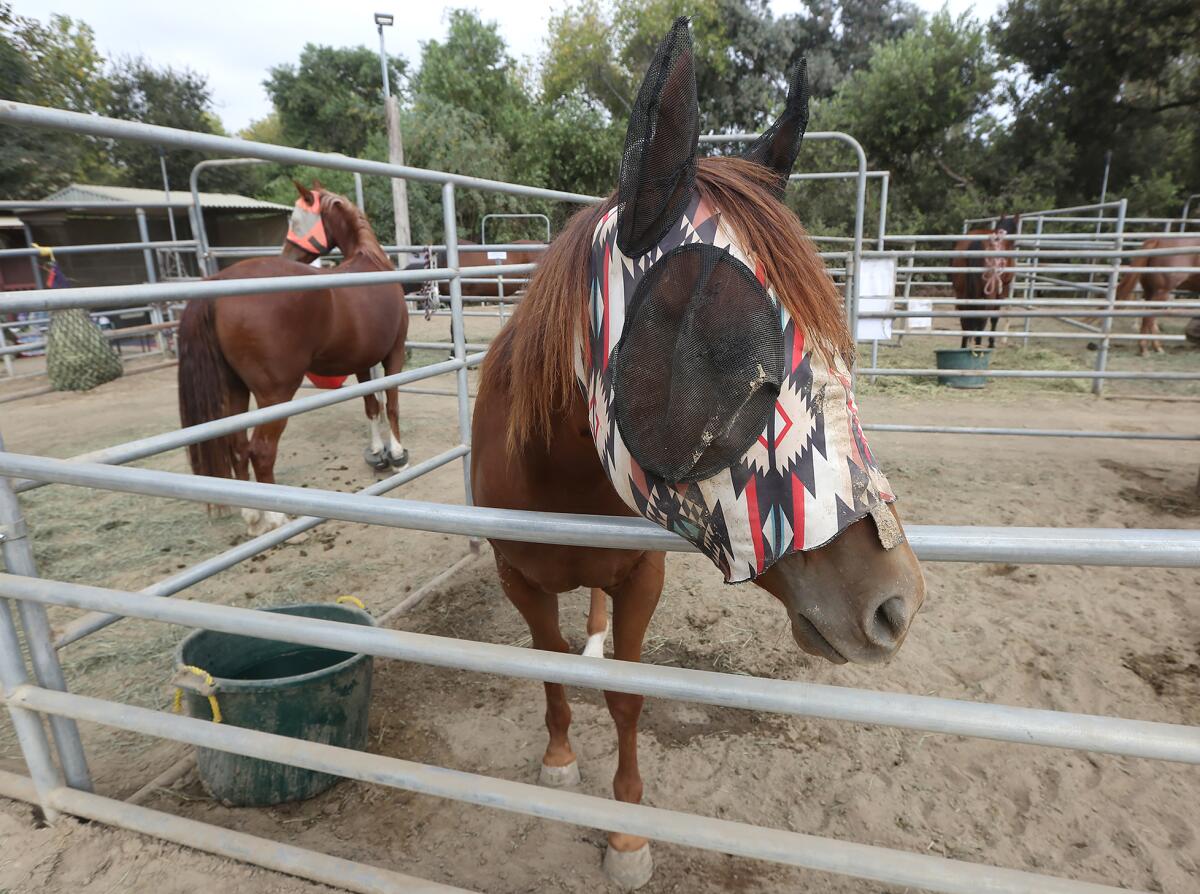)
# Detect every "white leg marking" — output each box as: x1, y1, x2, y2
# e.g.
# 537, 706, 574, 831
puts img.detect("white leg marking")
261, 511, 289, 532
241, 507, 262, 535
582, 620, 610, 658
368, 411, 385, 455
